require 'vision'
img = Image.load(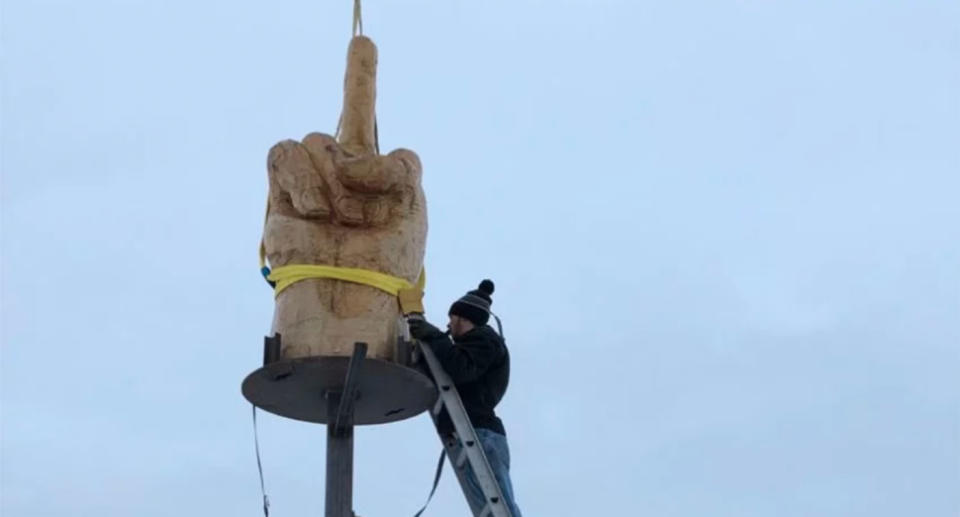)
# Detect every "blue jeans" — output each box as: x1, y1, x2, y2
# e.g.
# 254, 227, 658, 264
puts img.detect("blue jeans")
452, 428, 522, 517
